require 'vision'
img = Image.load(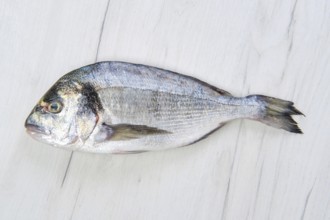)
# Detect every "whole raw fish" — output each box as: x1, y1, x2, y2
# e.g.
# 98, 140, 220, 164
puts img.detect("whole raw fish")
25, 61, 303, 153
